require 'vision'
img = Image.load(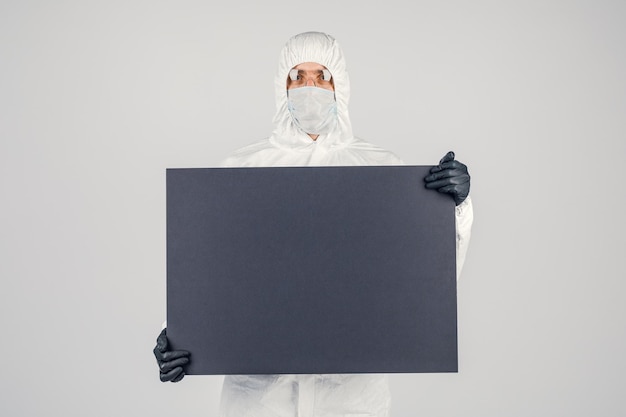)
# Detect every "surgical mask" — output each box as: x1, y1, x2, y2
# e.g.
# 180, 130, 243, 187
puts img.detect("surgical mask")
287, 87, 337, 135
